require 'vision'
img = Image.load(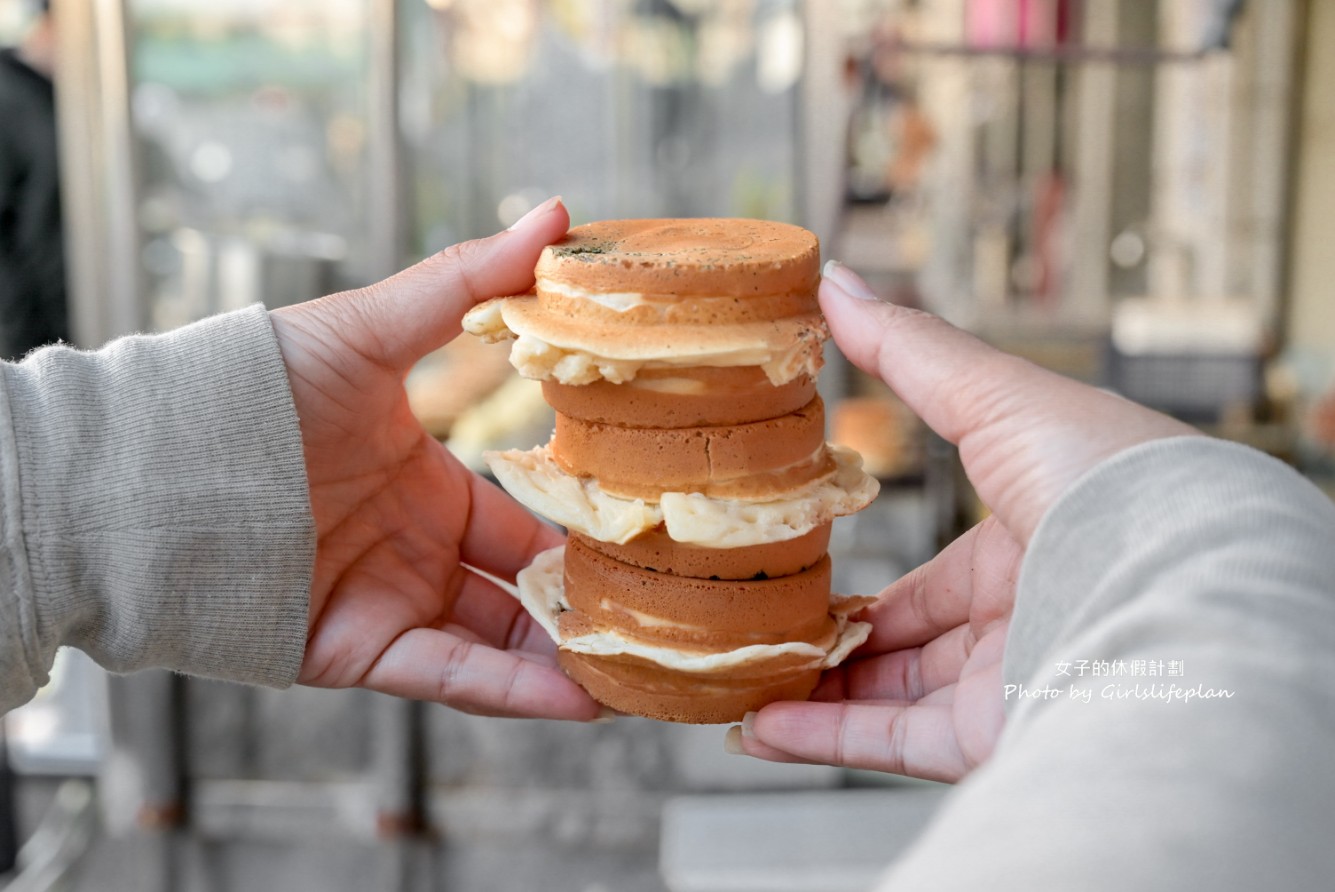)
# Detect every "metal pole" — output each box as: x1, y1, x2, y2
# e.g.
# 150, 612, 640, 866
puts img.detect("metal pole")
1066, 0, 1118, 326
796, 0, 844, 252
53, 0, 144, 347
367, 0, 405, 279
367, 7, 424, 889
372, 695, 427, 892
100, 672, 184, 892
